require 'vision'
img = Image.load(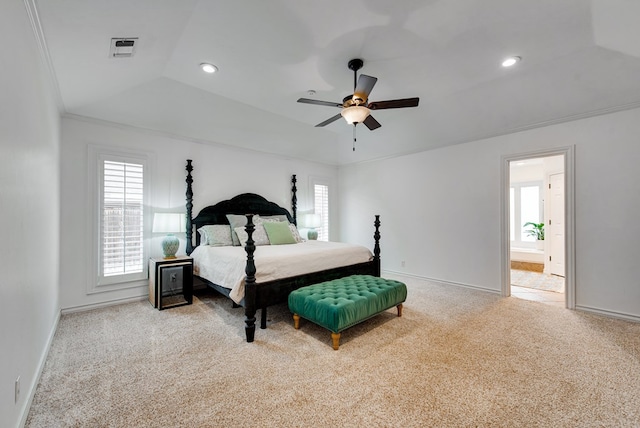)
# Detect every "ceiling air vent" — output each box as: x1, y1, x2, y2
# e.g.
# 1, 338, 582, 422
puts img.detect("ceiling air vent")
109, 38, 138, 58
